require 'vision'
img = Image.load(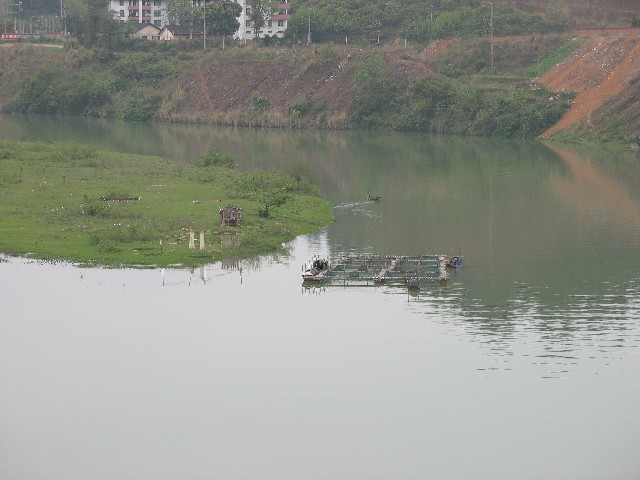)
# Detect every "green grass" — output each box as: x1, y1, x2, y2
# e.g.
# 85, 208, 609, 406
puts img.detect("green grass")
0, 140, 334, 268
528, 38, 586, 77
